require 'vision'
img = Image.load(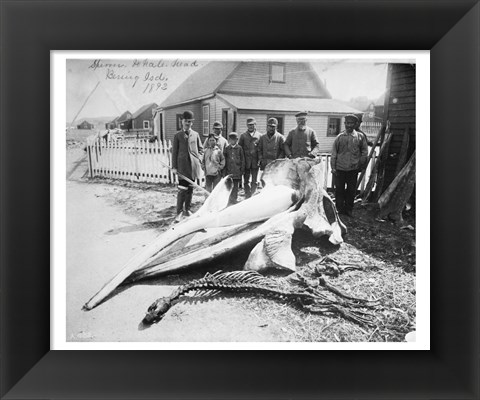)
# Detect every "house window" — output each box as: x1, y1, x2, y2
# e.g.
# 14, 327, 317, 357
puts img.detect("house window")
266, 115, 284, 135
270, 63, 286, 83
202, 104, 209, 136
327, 117, 341, 137
176, 114, 183, 130
143, 120, 150, 129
